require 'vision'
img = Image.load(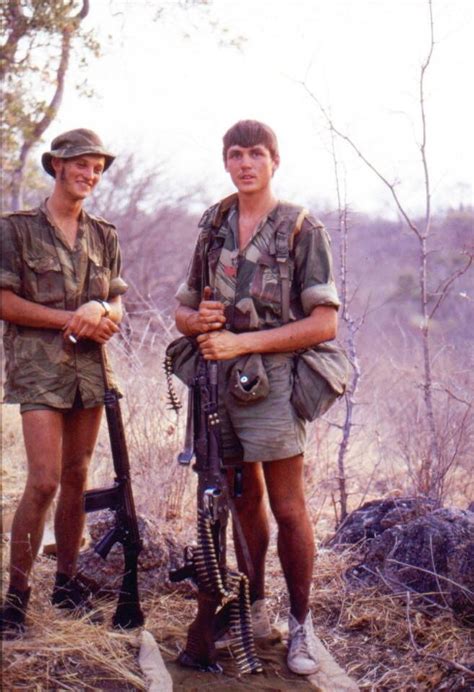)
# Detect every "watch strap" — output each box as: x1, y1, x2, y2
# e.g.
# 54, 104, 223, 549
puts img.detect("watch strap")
94, 299, 110, 316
